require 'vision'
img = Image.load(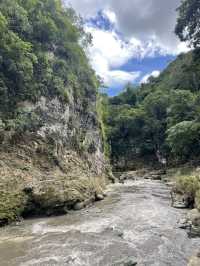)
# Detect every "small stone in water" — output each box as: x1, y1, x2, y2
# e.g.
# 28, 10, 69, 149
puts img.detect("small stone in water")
115, 257, 137, 266
95, 194, 104, 201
